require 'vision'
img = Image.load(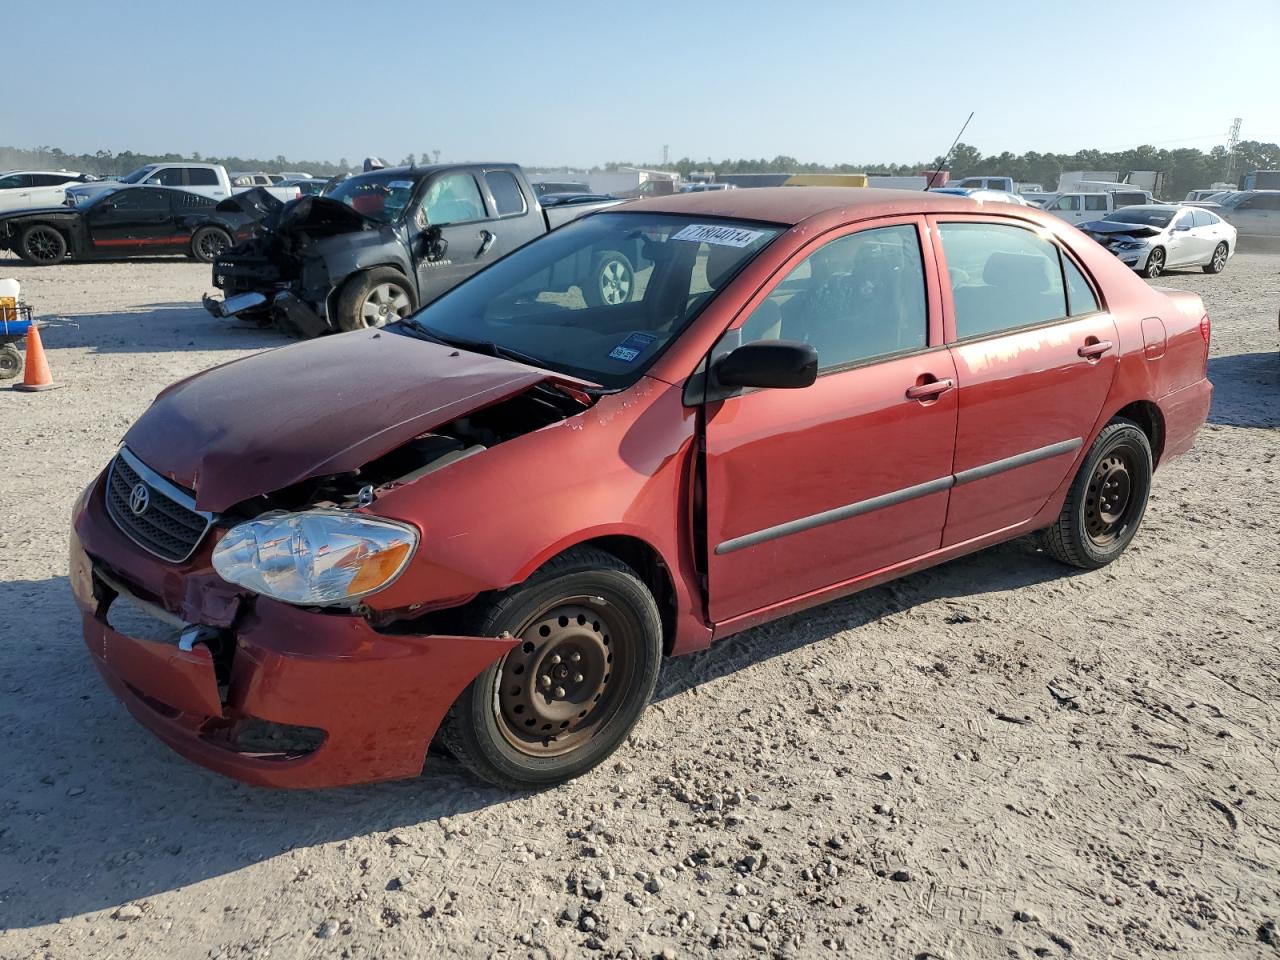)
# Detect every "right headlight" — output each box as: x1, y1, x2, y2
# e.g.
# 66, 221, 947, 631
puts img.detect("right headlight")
212, 509, 418, 607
